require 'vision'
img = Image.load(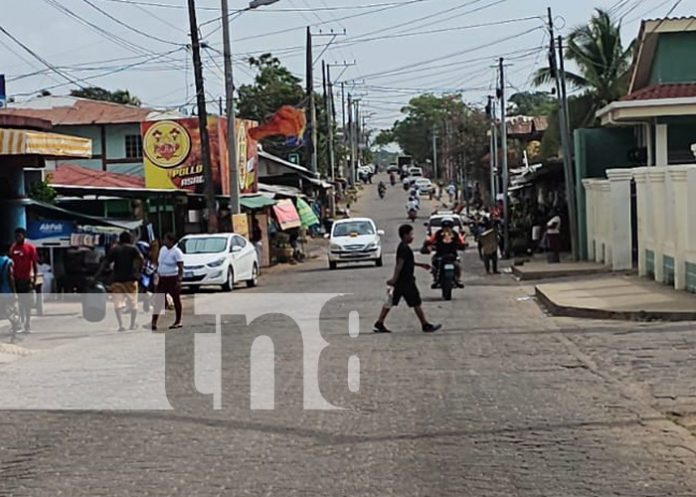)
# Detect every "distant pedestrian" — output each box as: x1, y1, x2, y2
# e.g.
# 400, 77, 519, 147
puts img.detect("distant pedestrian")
97, 232, 143, 331
0, 243, 21, 335
151, 233, 184, 332
546, 209, 561, 263
250, 216, 263, 267
10, 228, 38, 333
478, 220, 499, 274
373, 224, 441, 334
